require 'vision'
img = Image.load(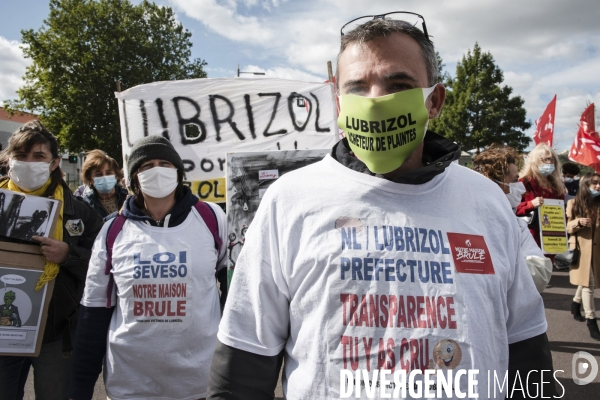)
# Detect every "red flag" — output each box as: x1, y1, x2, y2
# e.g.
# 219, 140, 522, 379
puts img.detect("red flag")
569, 104, 600, 172
580, 103, 596, 137
533, 95, 557, 146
